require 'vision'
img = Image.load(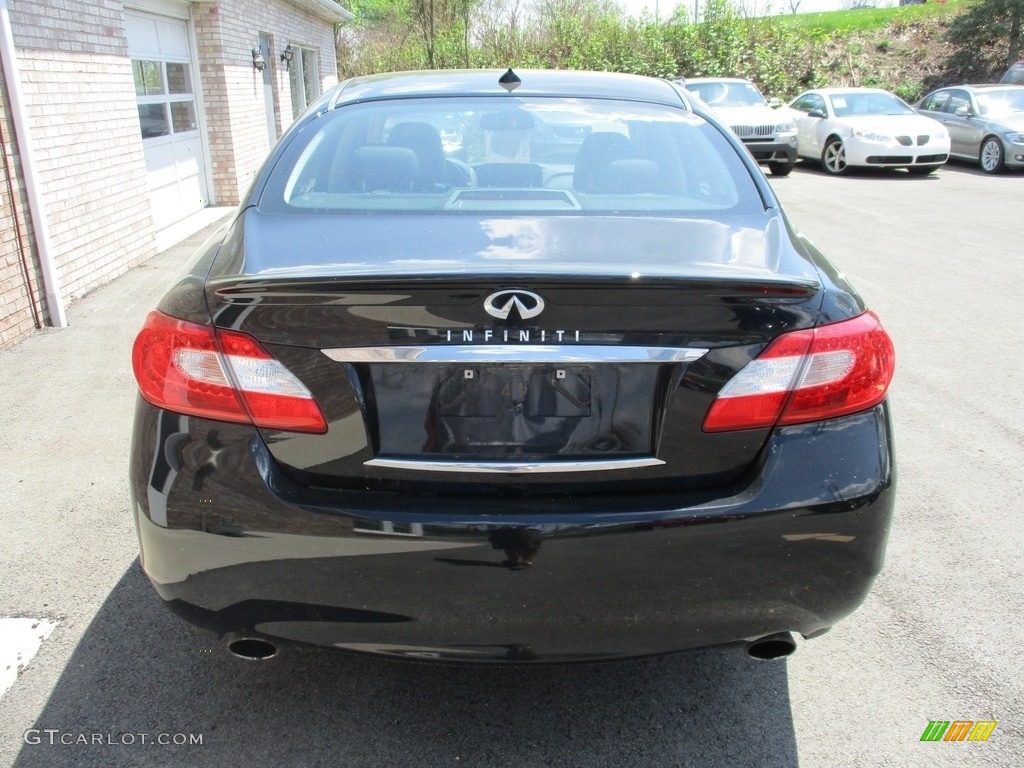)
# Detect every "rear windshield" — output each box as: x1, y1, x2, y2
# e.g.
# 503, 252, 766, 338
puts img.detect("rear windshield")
259, 96, 762, 216
686, 81, 766, 108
